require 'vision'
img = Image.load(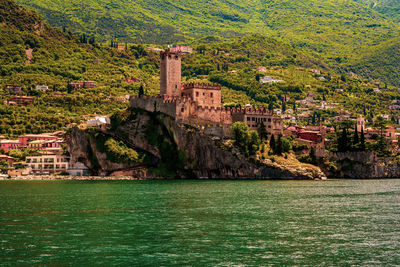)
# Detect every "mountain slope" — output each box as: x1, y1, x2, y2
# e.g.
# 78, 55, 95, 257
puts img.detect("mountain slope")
349, 37, 400, 86
353, 0, 400, 21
